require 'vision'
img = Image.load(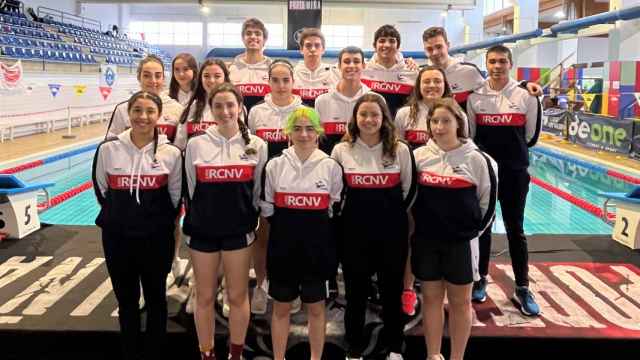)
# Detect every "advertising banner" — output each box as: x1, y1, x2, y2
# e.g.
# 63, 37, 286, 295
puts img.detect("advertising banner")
567, 112, 632, 154
287, 0, 322, 50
